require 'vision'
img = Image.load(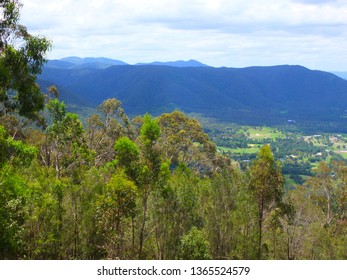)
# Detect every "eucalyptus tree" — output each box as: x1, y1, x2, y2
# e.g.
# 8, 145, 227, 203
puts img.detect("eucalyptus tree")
95, 172, 138, 259
248, 145, 284, 259
114, 113, 170, 259
86, 98, 134, 166
157, 111, 225, 174
0, 125, 37, 258
43, 99, 91, 178
0, 0, 51, 120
